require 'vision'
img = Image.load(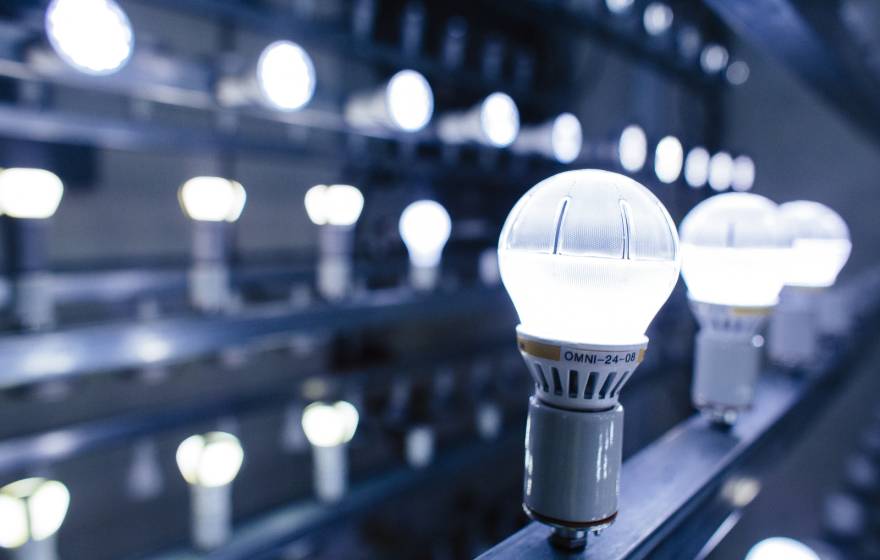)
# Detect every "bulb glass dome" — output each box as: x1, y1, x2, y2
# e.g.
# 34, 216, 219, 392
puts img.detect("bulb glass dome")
0, 478, 69, 548
399, 200, 452, 267
176, 432, 244, 487
654, 135, 683, 184
178, 177, 246, 223
301, 401, 360, 447
480, 93, 520, 147
684, 147, 710, 188
606, 0, 634, 14
732, 155, 756, 191
551, 113, 583, 164
708, 151, 733, 192
745, 538, 820, 560
256, 41, 316, 111
643, 3, 674, 36
779, 201, 851, 288
45, 0, 134, 76
680, 192, 790, 307
0, 168, 64, 219
618, 124, 647, 173
304, 184, 364, 226
499, 170, 680, 344
386, 70, 433, 132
